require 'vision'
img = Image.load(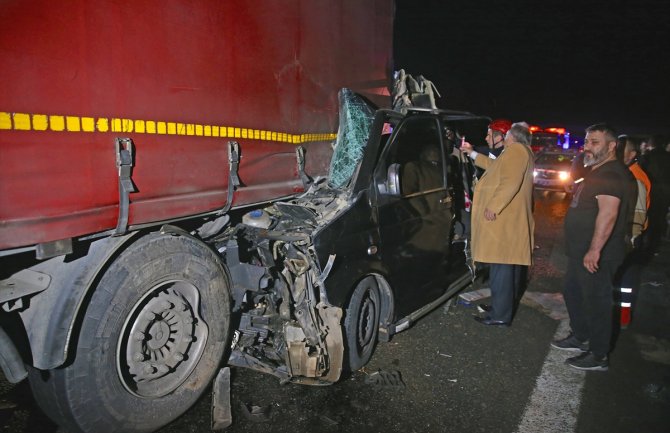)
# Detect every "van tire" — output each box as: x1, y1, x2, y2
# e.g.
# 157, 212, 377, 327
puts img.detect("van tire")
344, 276, 381, 371
28, 232, 231, 433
